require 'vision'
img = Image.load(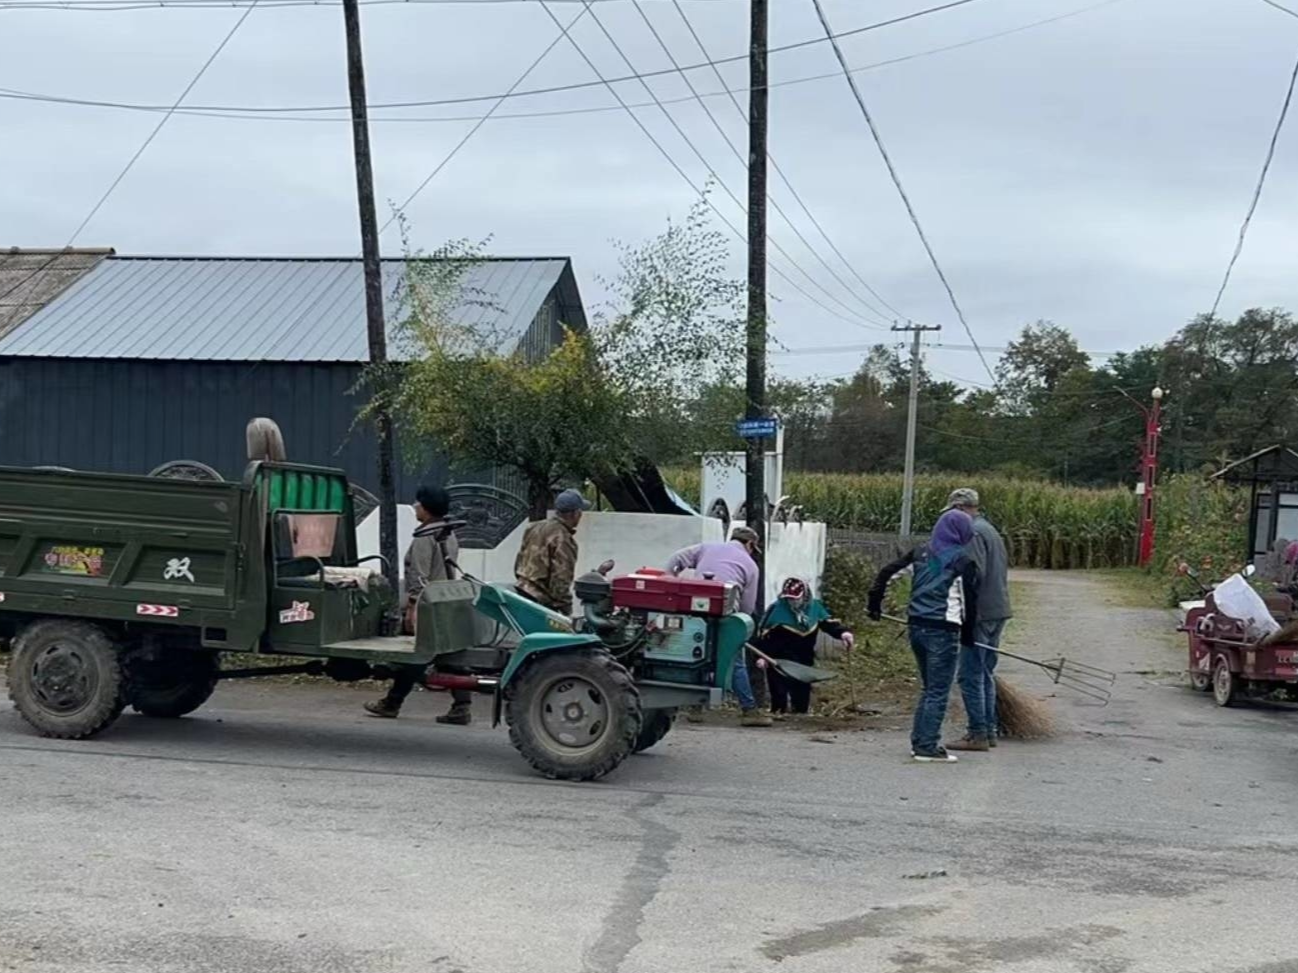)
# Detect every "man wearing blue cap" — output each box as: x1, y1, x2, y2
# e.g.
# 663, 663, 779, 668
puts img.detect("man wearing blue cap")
514, 488, 590, 615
